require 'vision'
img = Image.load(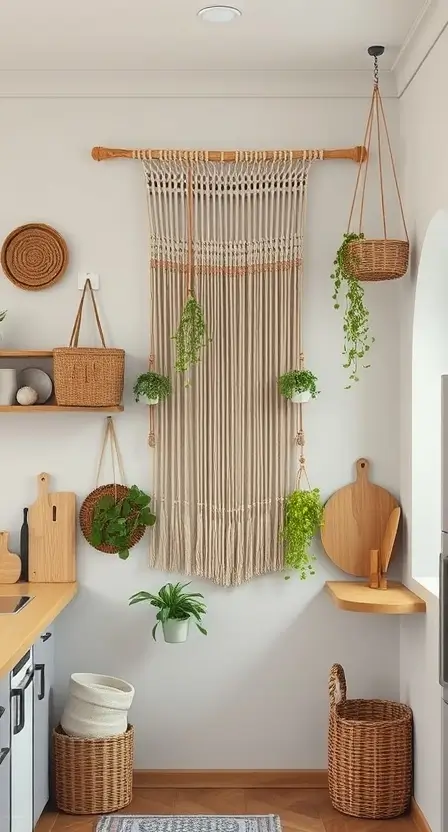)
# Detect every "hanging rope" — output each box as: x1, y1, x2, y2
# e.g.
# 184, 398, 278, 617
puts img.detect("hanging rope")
143, 165, 157, 447
296, 168, 311, 492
